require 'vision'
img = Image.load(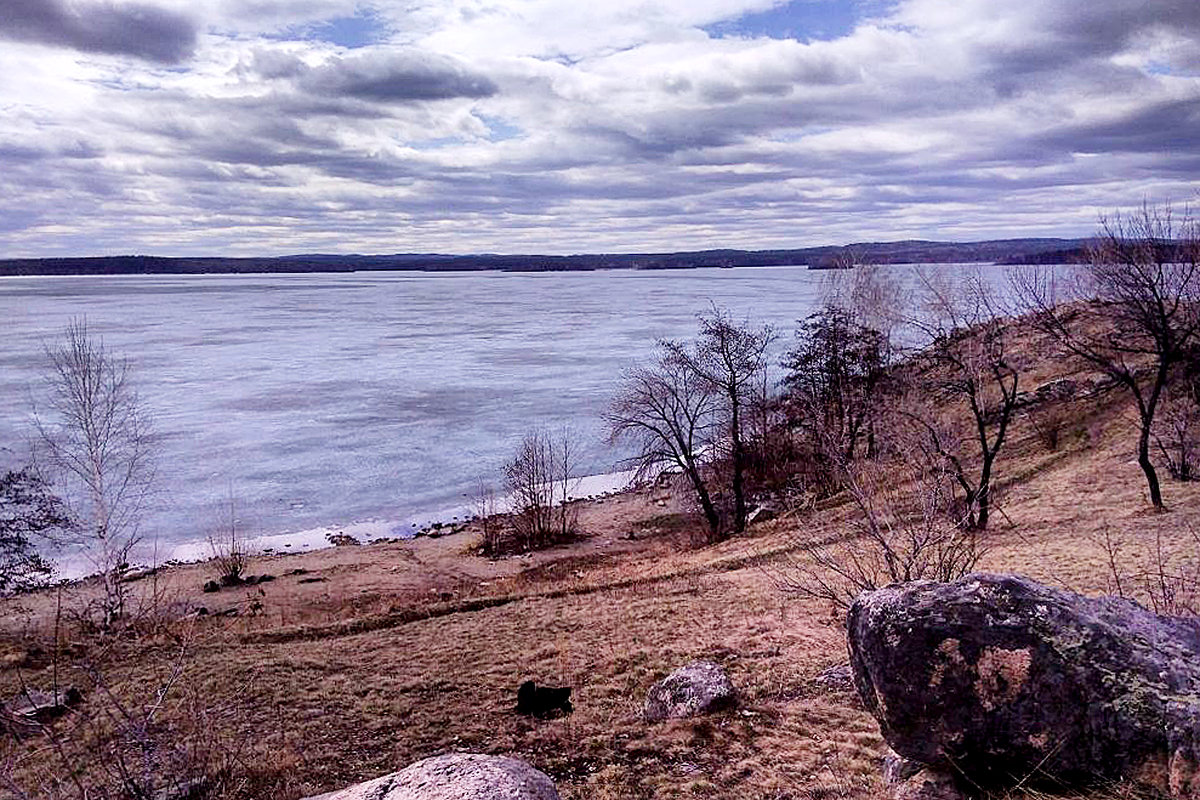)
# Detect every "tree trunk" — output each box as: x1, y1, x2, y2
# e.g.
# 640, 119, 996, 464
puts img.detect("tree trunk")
1139, 418, 1165, 509
730, 393, 746, 533
977, 456, 993, 530
686, 464, 722, 541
